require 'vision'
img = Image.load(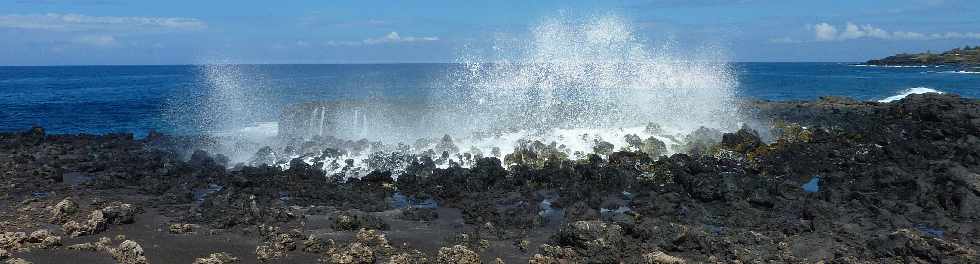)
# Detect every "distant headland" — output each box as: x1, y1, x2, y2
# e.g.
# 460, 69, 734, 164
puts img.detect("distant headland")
866, 46, 980, 70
